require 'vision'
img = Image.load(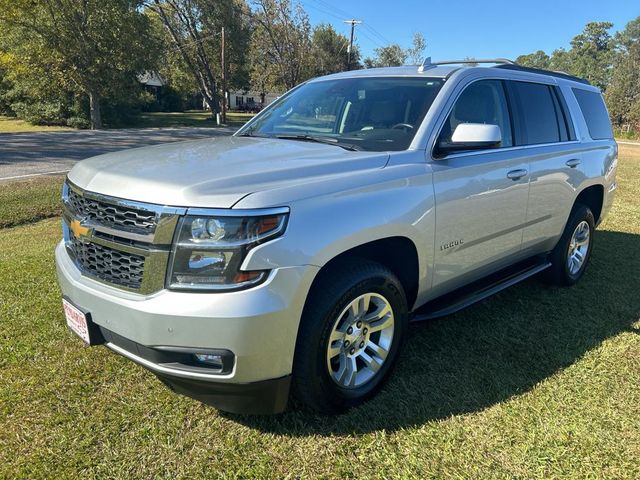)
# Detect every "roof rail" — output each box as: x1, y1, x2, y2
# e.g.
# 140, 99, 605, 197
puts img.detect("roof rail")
417, 57, 591, 85
418, 57, 514, 72
493, 63, 591, 85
